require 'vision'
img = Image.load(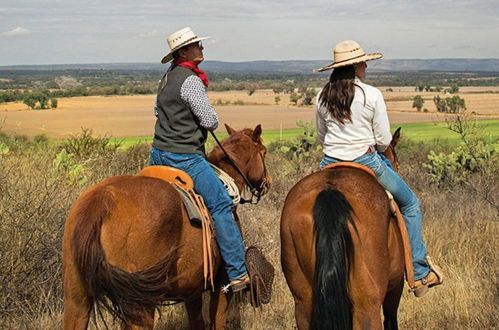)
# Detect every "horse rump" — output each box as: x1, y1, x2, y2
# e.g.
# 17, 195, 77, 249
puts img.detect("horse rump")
69, 185, 176, 326
311, 189, 354, 330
